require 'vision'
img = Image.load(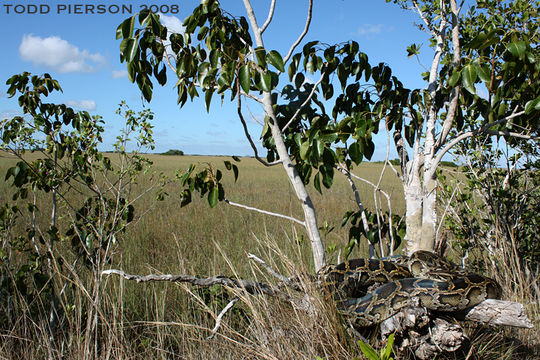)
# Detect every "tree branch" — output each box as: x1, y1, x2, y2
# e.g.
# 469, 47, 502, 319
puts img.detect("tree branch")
207, 297, 239, 339
336, 163, 375, 258
281, 66, 327, 132
283, 0, 314, 65
260, 0, 276, 34
248, 253, 300, 290
434, 0, 461, 151
224, 198, 305, 226
432, 110, 526, 170
102, 269, 283, 296
237, 85, 282, 167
